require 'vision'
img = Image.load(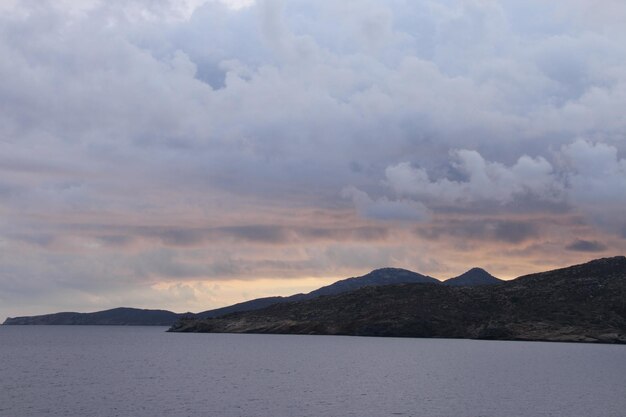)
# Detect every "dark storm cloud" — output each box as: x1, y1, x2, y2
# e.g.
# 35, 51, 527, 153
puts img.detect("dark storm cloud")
493, 222, 540, 244
565, 240, 608, 253
216, 225, 291, 244
416, 219, 539, 244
